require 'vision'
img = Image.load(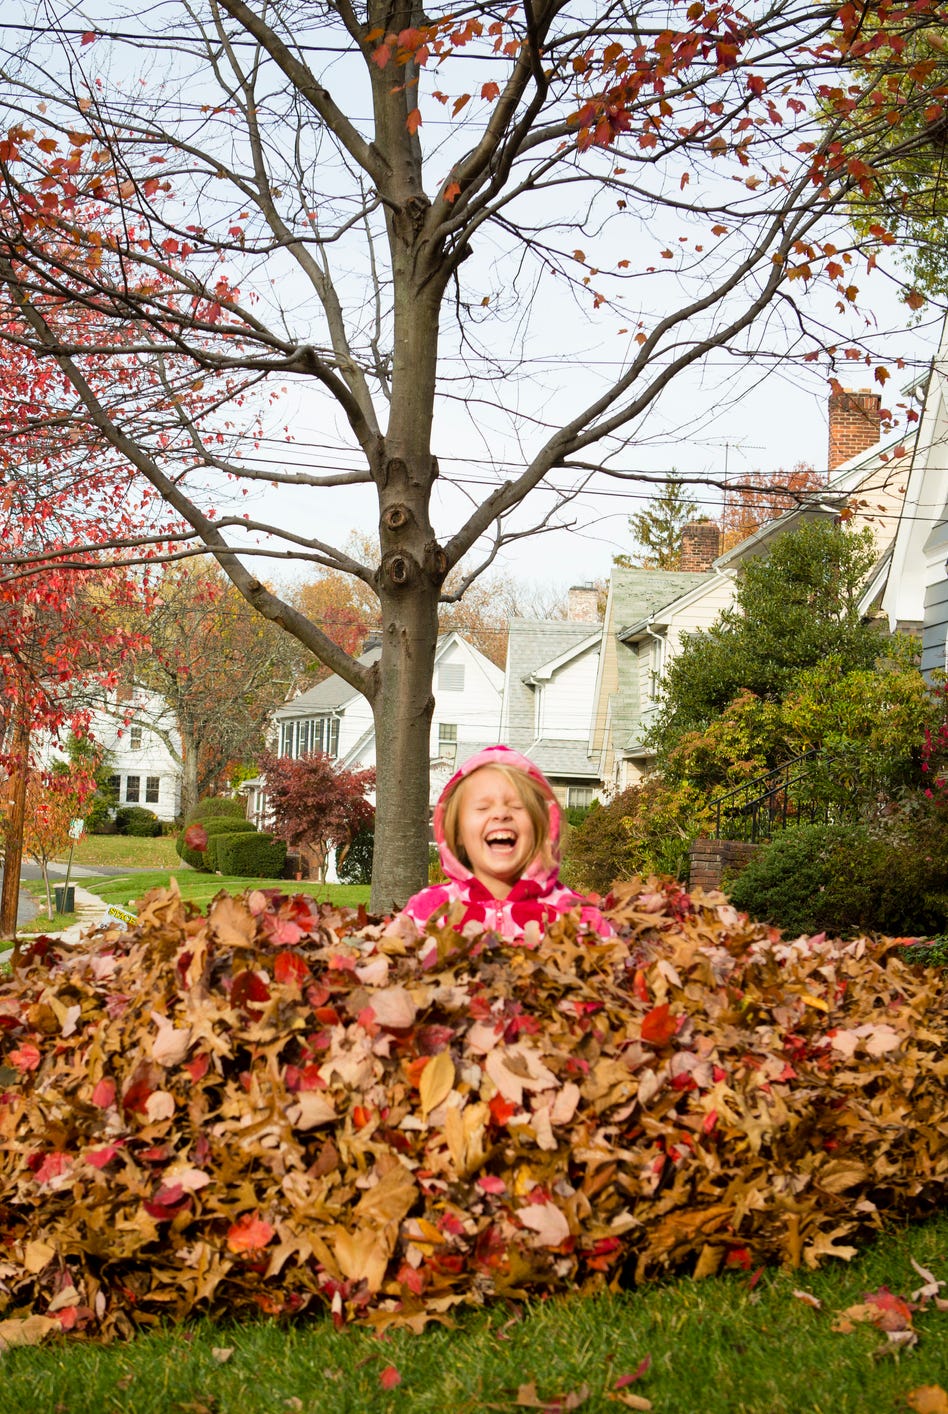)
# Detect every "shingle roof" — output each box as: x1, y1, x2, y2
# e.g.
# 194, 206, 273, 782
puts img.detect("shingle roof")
273, 645, 380, 717
504, 620, 601, 746
522, 738, 600, 780
606, 568, 714, 749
